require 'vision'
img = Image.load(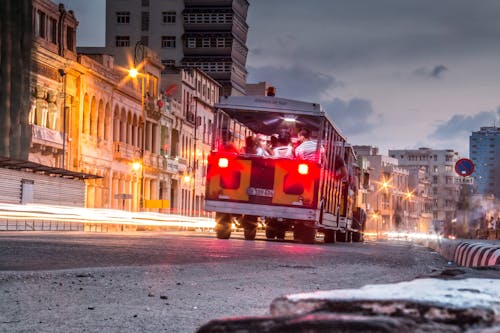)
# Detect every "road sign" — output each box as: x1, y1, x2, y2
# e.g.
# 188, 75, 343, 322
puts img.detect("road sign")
454, 158, 475, 177
454, 177, 474, 185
